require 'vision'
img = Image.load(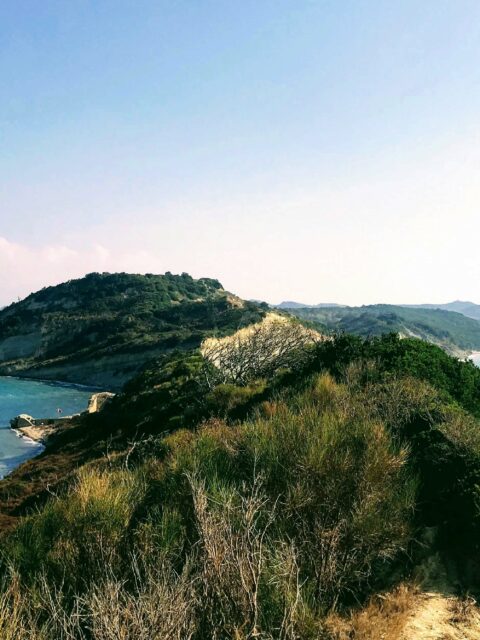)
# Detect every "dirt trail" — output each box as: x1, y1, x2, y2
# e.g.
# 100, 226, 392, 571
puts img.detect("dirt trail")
401, 590, 480, 640
401, 551, 480, 640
